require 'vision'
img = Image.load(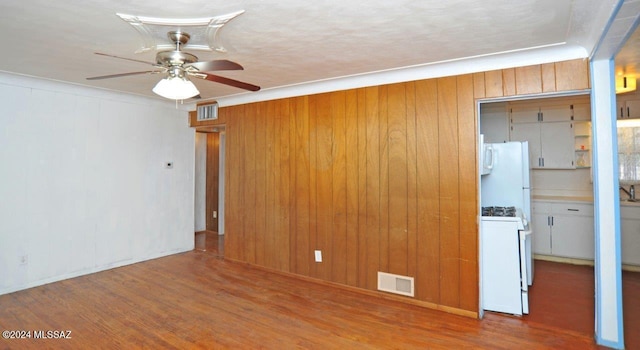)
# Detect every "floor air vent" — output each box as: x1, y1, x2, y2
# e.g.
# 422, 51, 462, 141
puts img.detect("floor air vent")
377, 272, 415, 297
